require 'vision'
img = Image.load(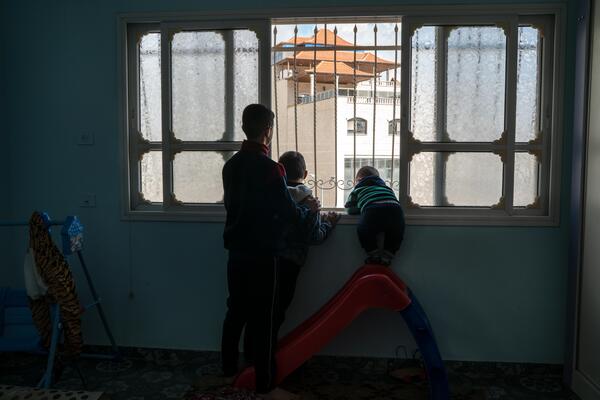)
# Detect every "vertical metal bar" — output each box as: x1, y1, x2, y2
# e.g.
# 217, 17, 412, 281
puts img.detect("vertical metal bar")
40, 305, 61, 388
399, 21, 411, 207
253, 21, 272, 159
435, 27, 447, 206
504, 18, 519, 214
566, 1, 589, 386
313, 25, 319, 187
390, 24, 399, 190
273, 26, 280, 159
372, 25, 378, 166
160, 24, 173, 210
353, 24, 358, 179
127, 26, 144, 209
334, 27, 338, 206
293, 26, 299, 151
77, 251, 120, 357
539, 20, 555, 215
225, 31, 235, 142
258, 21, 272, 115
